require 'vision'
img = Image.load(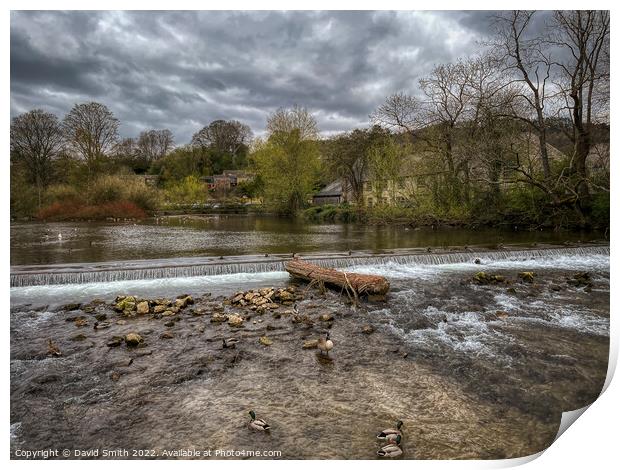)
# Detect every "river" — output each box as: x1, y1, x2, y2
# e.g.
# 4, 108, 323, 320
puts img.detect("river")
9, 216, 610, 460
